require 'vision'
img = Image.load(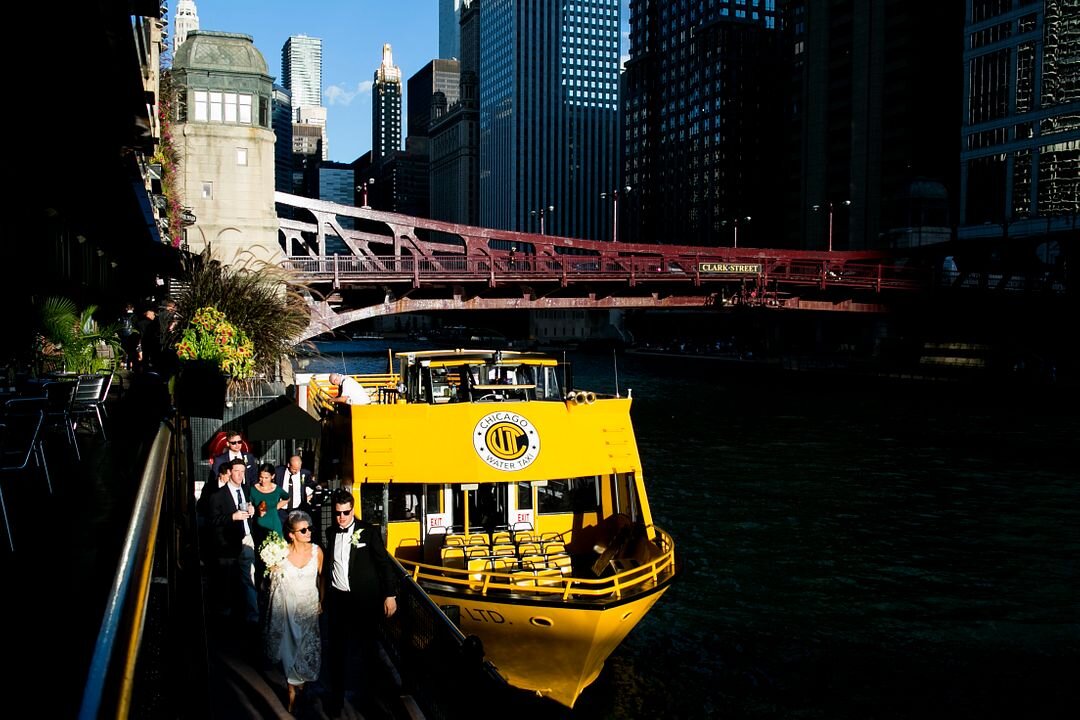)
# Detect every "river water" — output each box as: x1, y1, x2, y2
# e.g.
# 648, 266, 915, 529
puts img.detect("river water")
305, 342, 1080, 719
